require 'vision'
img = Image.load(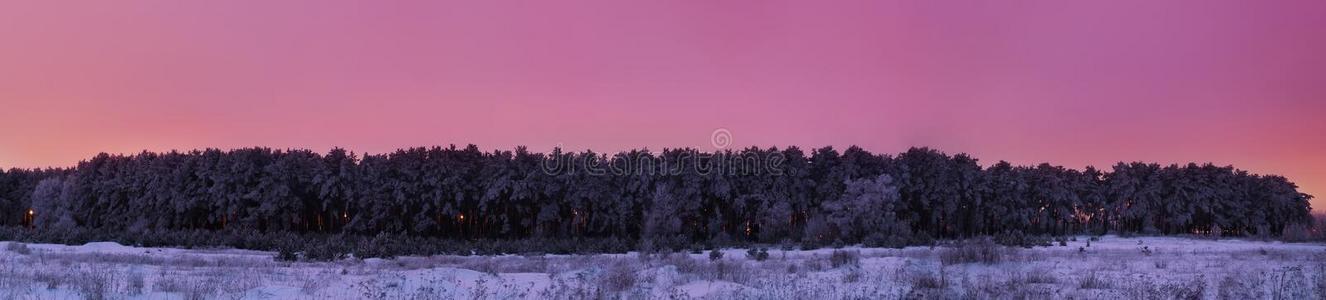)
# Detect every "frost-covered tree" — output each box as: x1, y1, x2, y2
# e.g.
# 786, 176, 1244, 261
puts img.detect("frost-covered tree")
30, 177, 76, 229
822, 174, 905, 244
0, 145, 1311, 251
